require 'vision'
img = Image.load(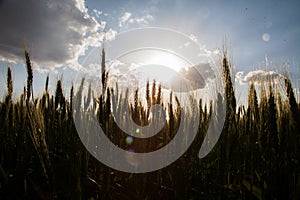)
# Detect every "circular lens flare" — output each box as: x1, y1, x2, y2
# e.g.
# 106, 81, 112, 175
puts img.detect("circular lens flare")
125, 136, 133, 145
